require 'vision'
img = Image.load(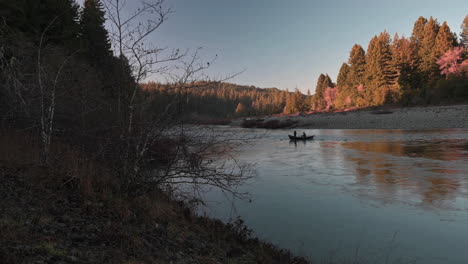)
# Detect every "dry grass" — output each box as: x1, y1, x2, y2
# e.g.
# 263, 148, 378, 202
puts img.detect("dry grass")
0, 129, 117, 202
0, 129, 41, 164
